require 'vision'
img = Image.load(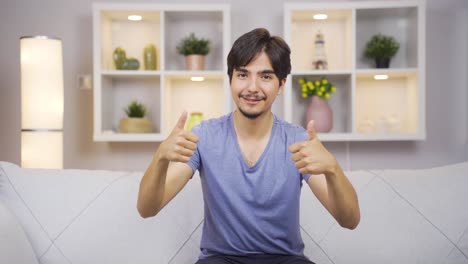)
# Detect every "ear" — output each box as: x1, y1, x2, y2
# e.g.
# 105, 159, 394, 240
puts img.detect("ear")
277, 78, 286, 96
